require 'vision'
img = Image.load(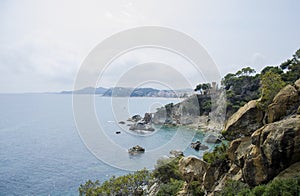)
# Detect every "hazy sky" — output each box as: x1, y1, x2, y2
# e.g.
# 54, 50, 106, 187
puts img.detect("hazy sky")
0, 0, 299, 93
